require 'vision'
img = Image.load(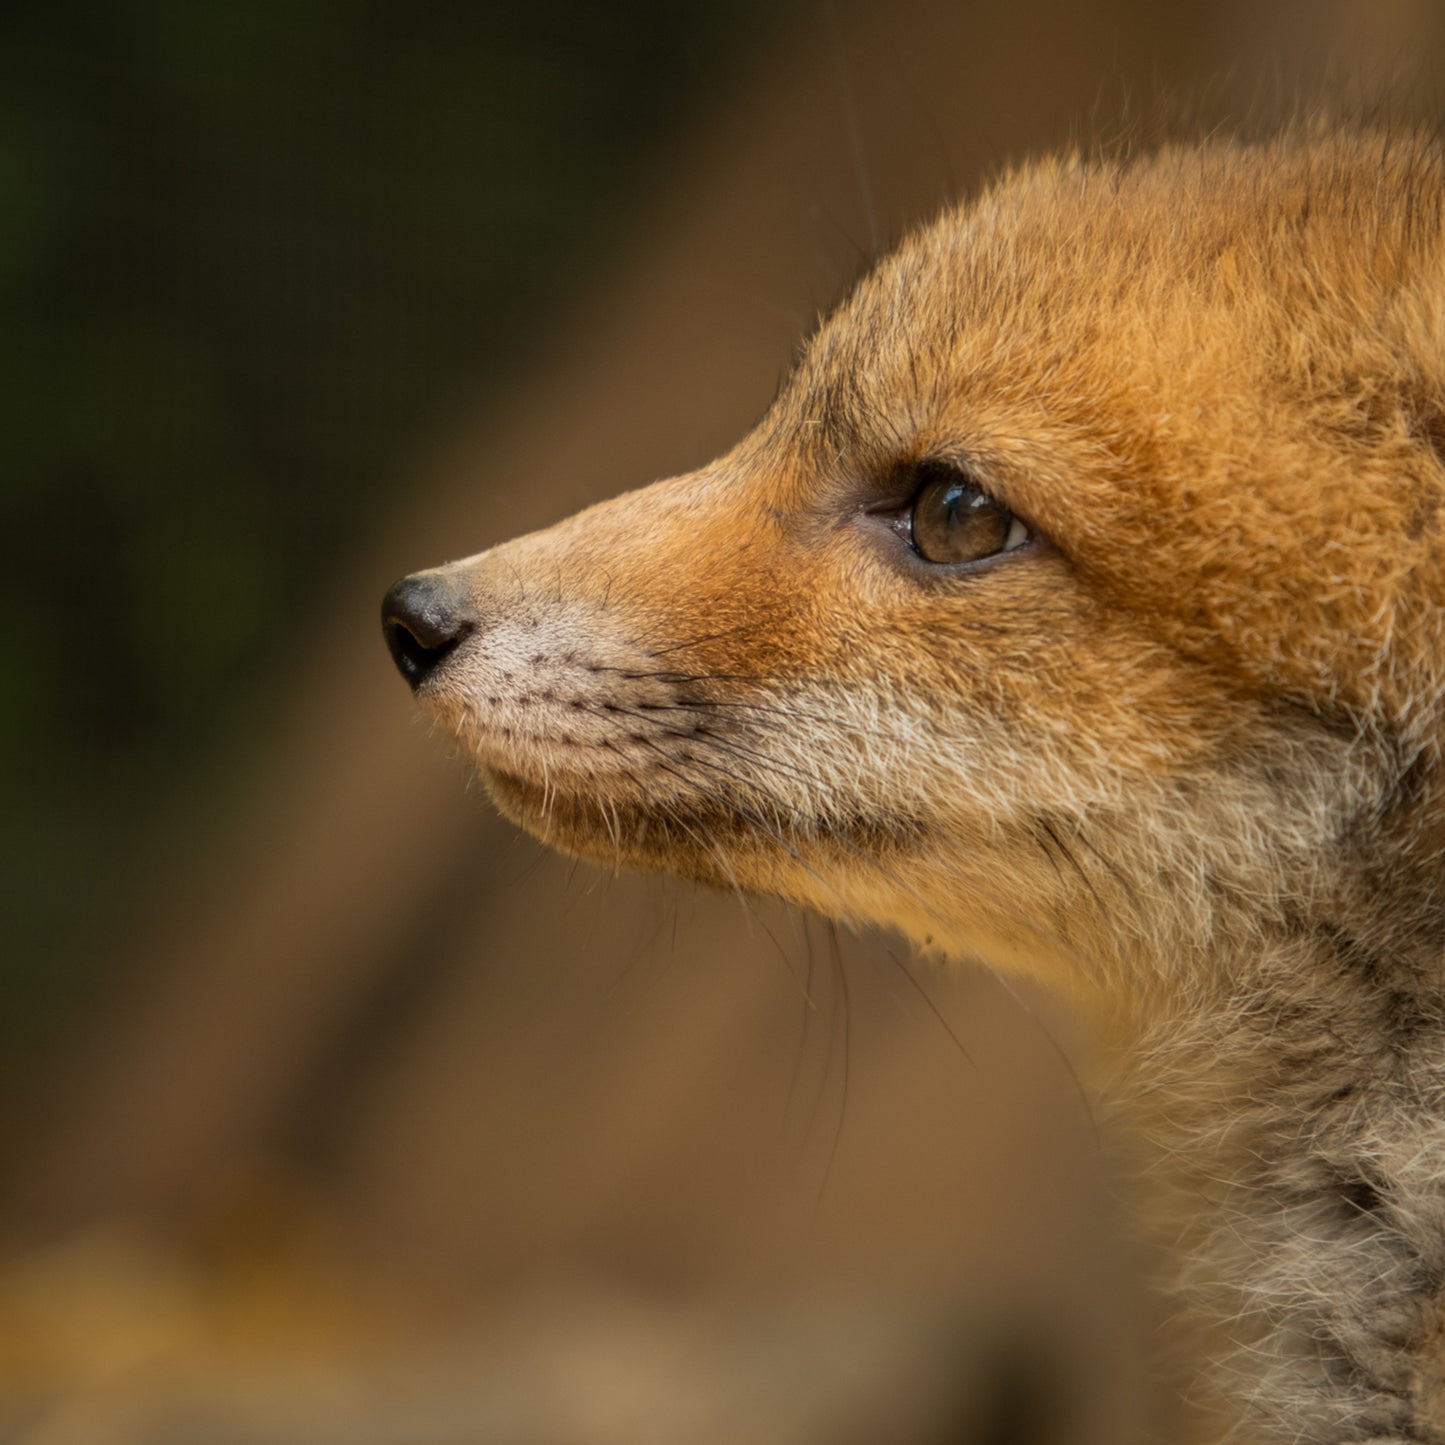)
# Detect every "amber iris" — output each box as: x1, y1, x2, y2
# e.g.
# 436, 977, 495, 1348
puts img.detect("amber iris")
910, 469, 1021, 565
